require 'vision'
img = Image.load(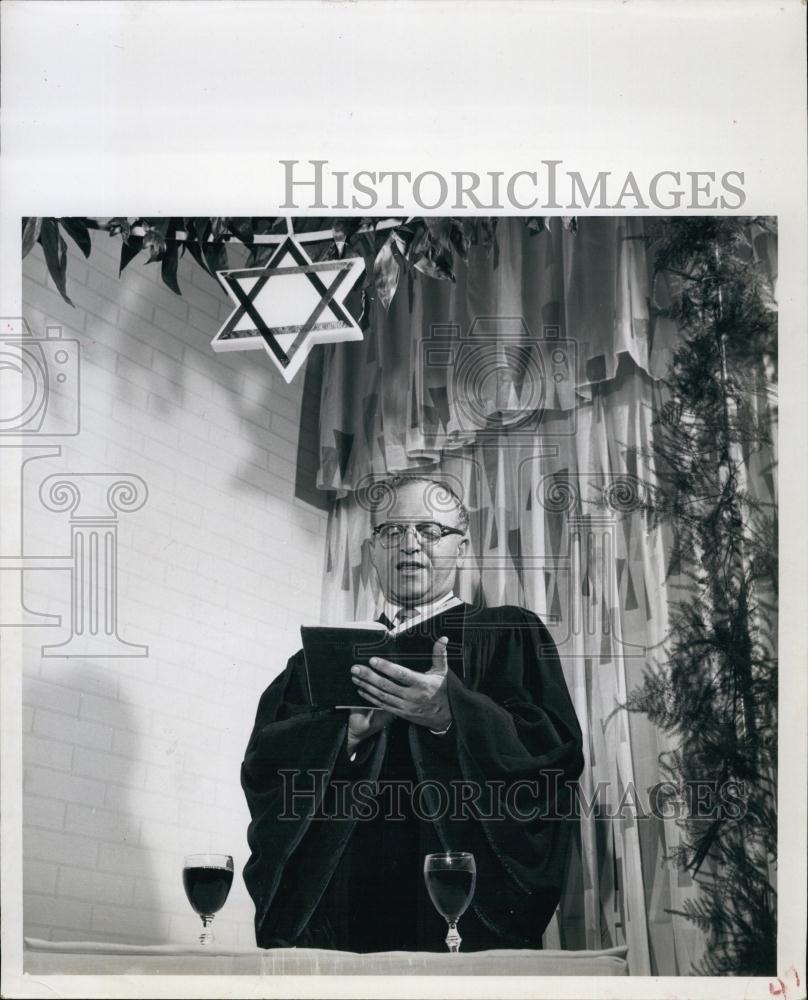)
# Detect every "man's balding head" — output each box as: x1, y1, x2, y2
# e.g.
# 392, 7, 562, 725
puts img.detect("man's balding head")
367, 476, 469, 607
